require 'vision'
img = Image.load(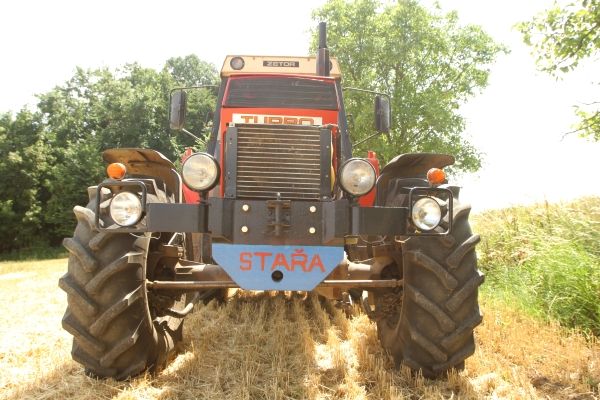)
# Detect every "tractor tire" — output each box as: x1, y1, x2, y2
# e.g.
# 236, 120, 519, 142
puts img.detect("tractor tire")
59, 187, 185, 379
376, 200, 483, 378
